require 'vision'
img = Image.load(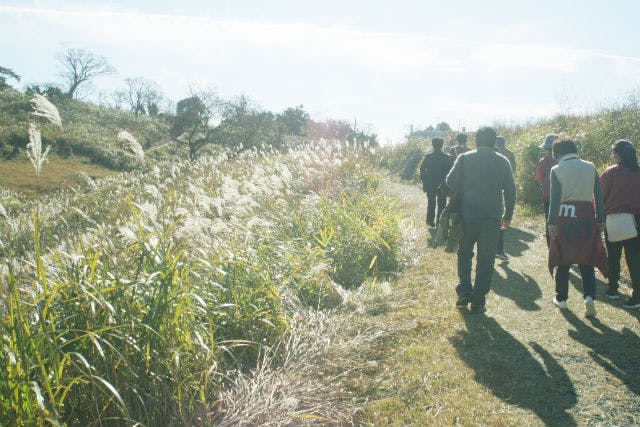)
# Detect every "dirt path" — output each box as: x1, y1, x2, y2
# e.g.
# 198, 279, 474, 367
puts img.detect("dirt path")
346, 180, 640, 426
